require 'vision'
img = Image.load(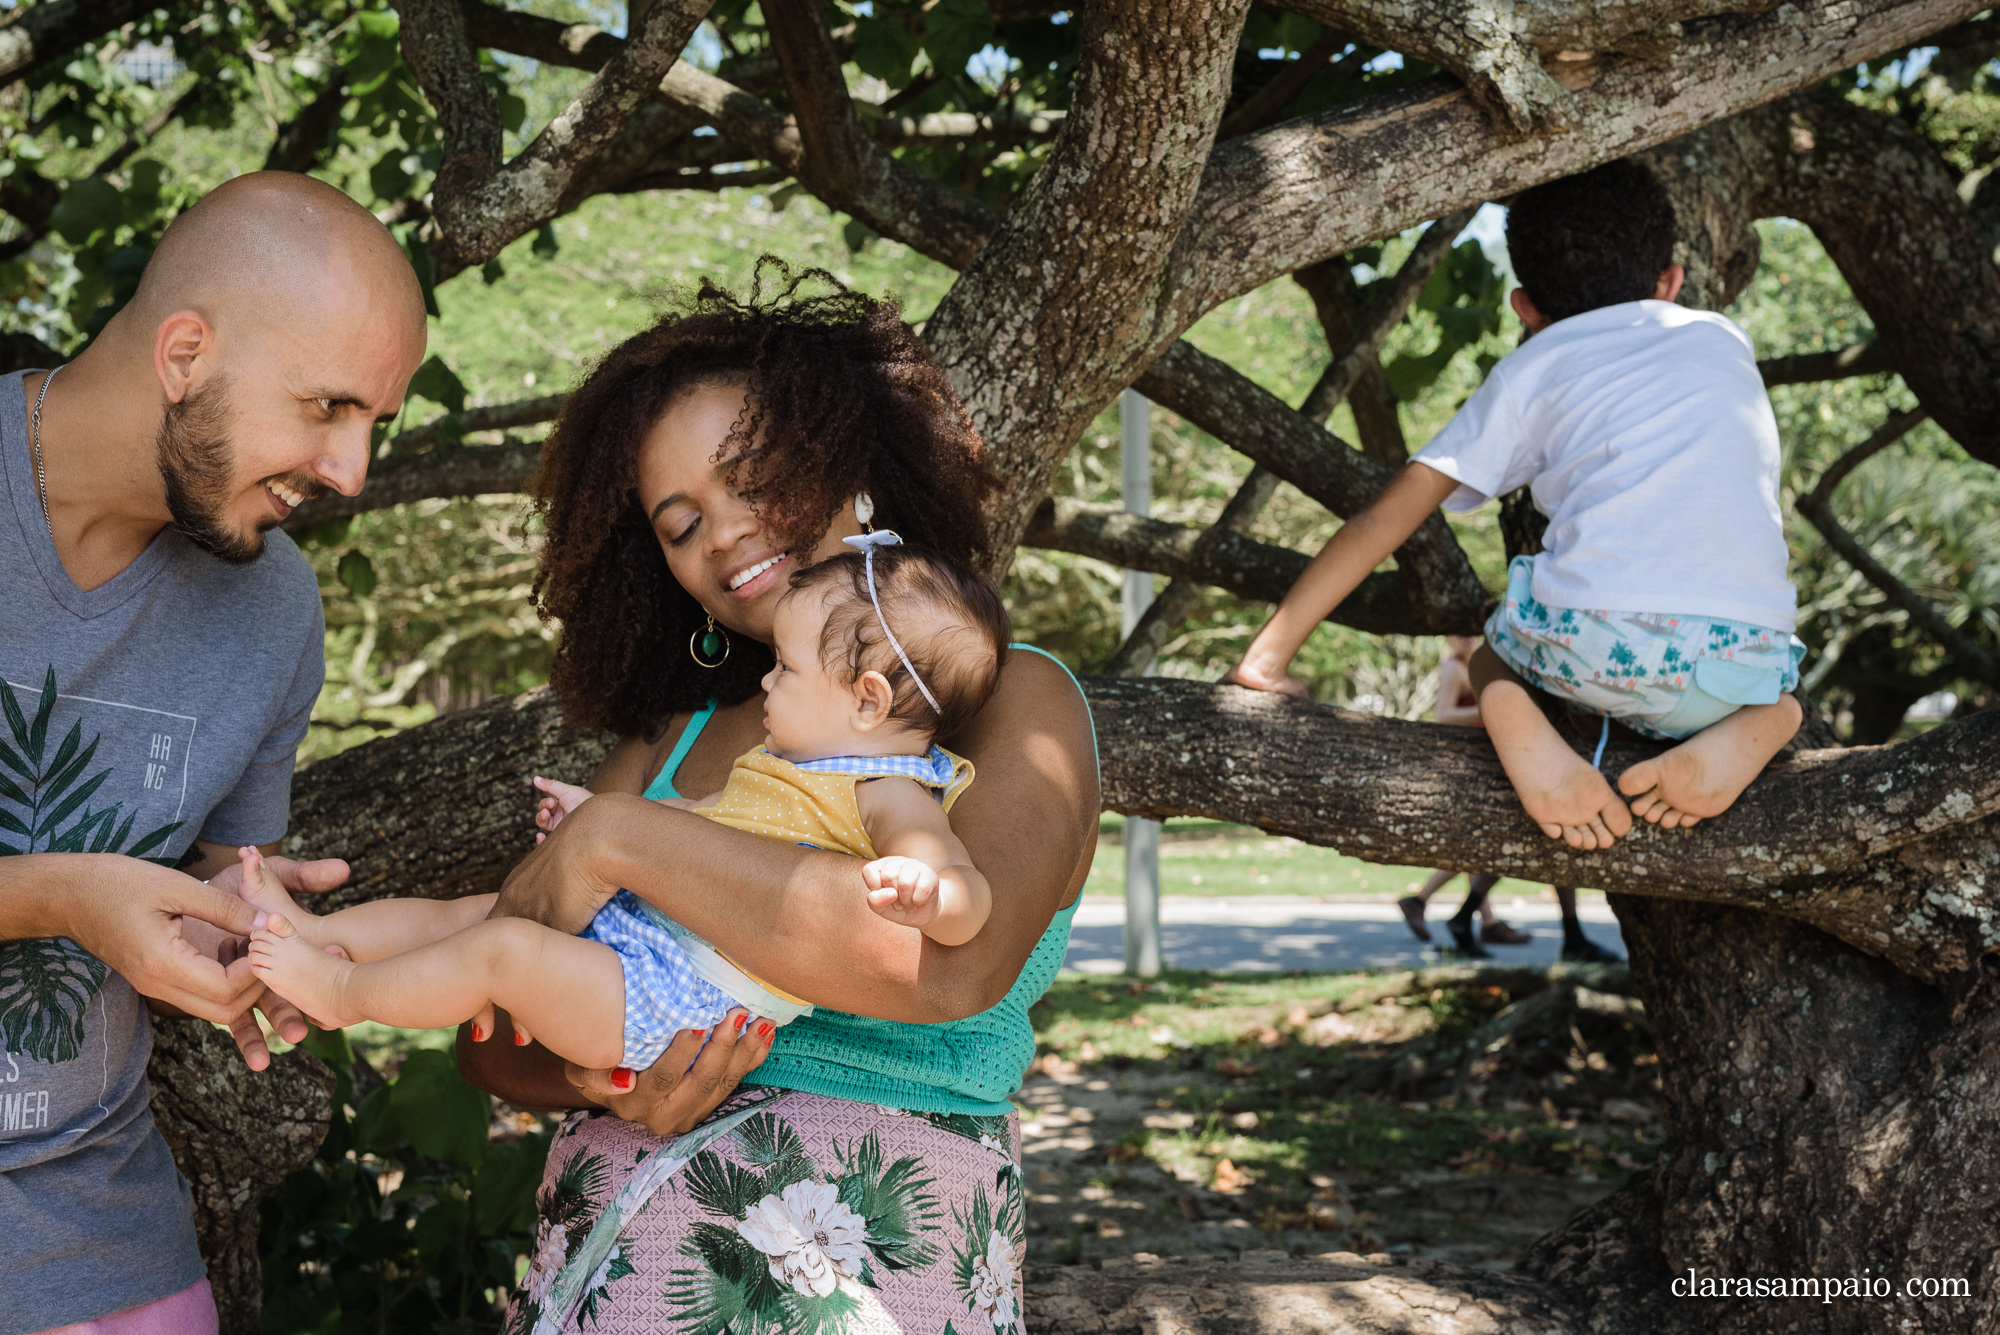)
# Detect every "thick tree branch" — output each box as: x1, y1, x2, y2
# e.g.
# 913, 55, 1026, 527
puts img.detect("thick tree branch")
287, 678, 2000, 984
1758, 340, 1892, 387
1216, 29, 1352, 139
405, 0, 715, 275
1102, 466, 1281, 676
286, 440, 543, 530
922, 0, 1254, 558
1133, 339, 1489, 632
1087, 676, 2000, 984
1175, 0, 1987, 326
1025, 496, 1427, 636
1796, 406, 2000, 686
1292, 262, 1408, 464
1278, 0, 1785, 132
1105, 214, 1472, 674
